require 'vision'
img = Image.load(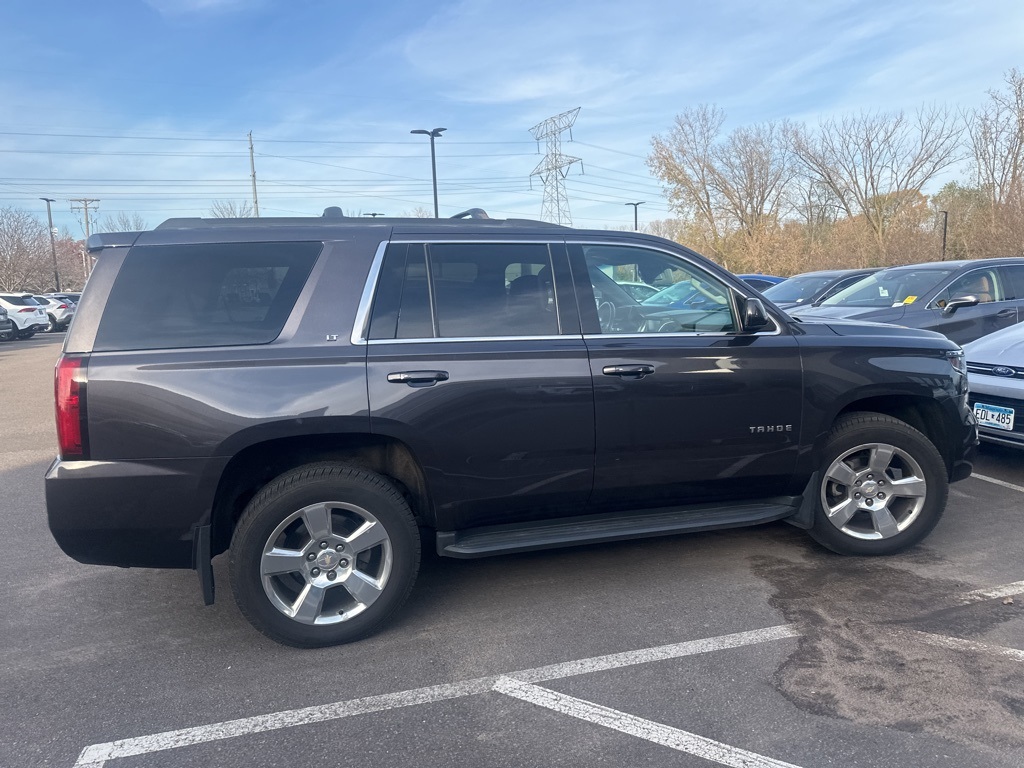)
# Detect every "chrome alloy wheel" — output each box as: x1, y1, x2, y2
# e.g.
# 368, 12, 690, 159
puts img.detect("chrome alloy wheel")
260, 502, 393, 625
820, 442, 928, 541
